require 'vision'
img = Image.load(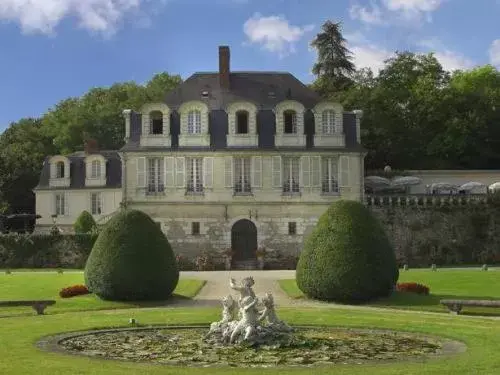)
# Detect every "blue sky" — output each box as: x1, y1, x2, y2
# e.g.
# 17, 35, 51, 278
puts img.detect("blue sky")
0, 0, 499, 131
